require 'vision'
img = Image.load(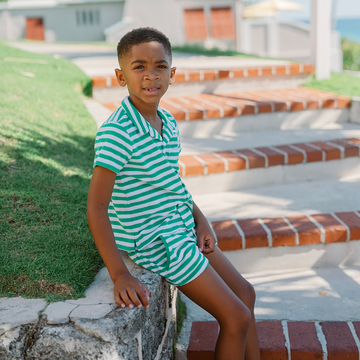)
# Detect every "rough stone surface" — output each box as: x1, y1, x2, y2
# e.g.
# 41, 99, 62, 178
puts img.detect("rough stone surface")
0, 252, 177, 359
0, 297, 47, 333
70, 304, 113, 321
43, 302, 78, 324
